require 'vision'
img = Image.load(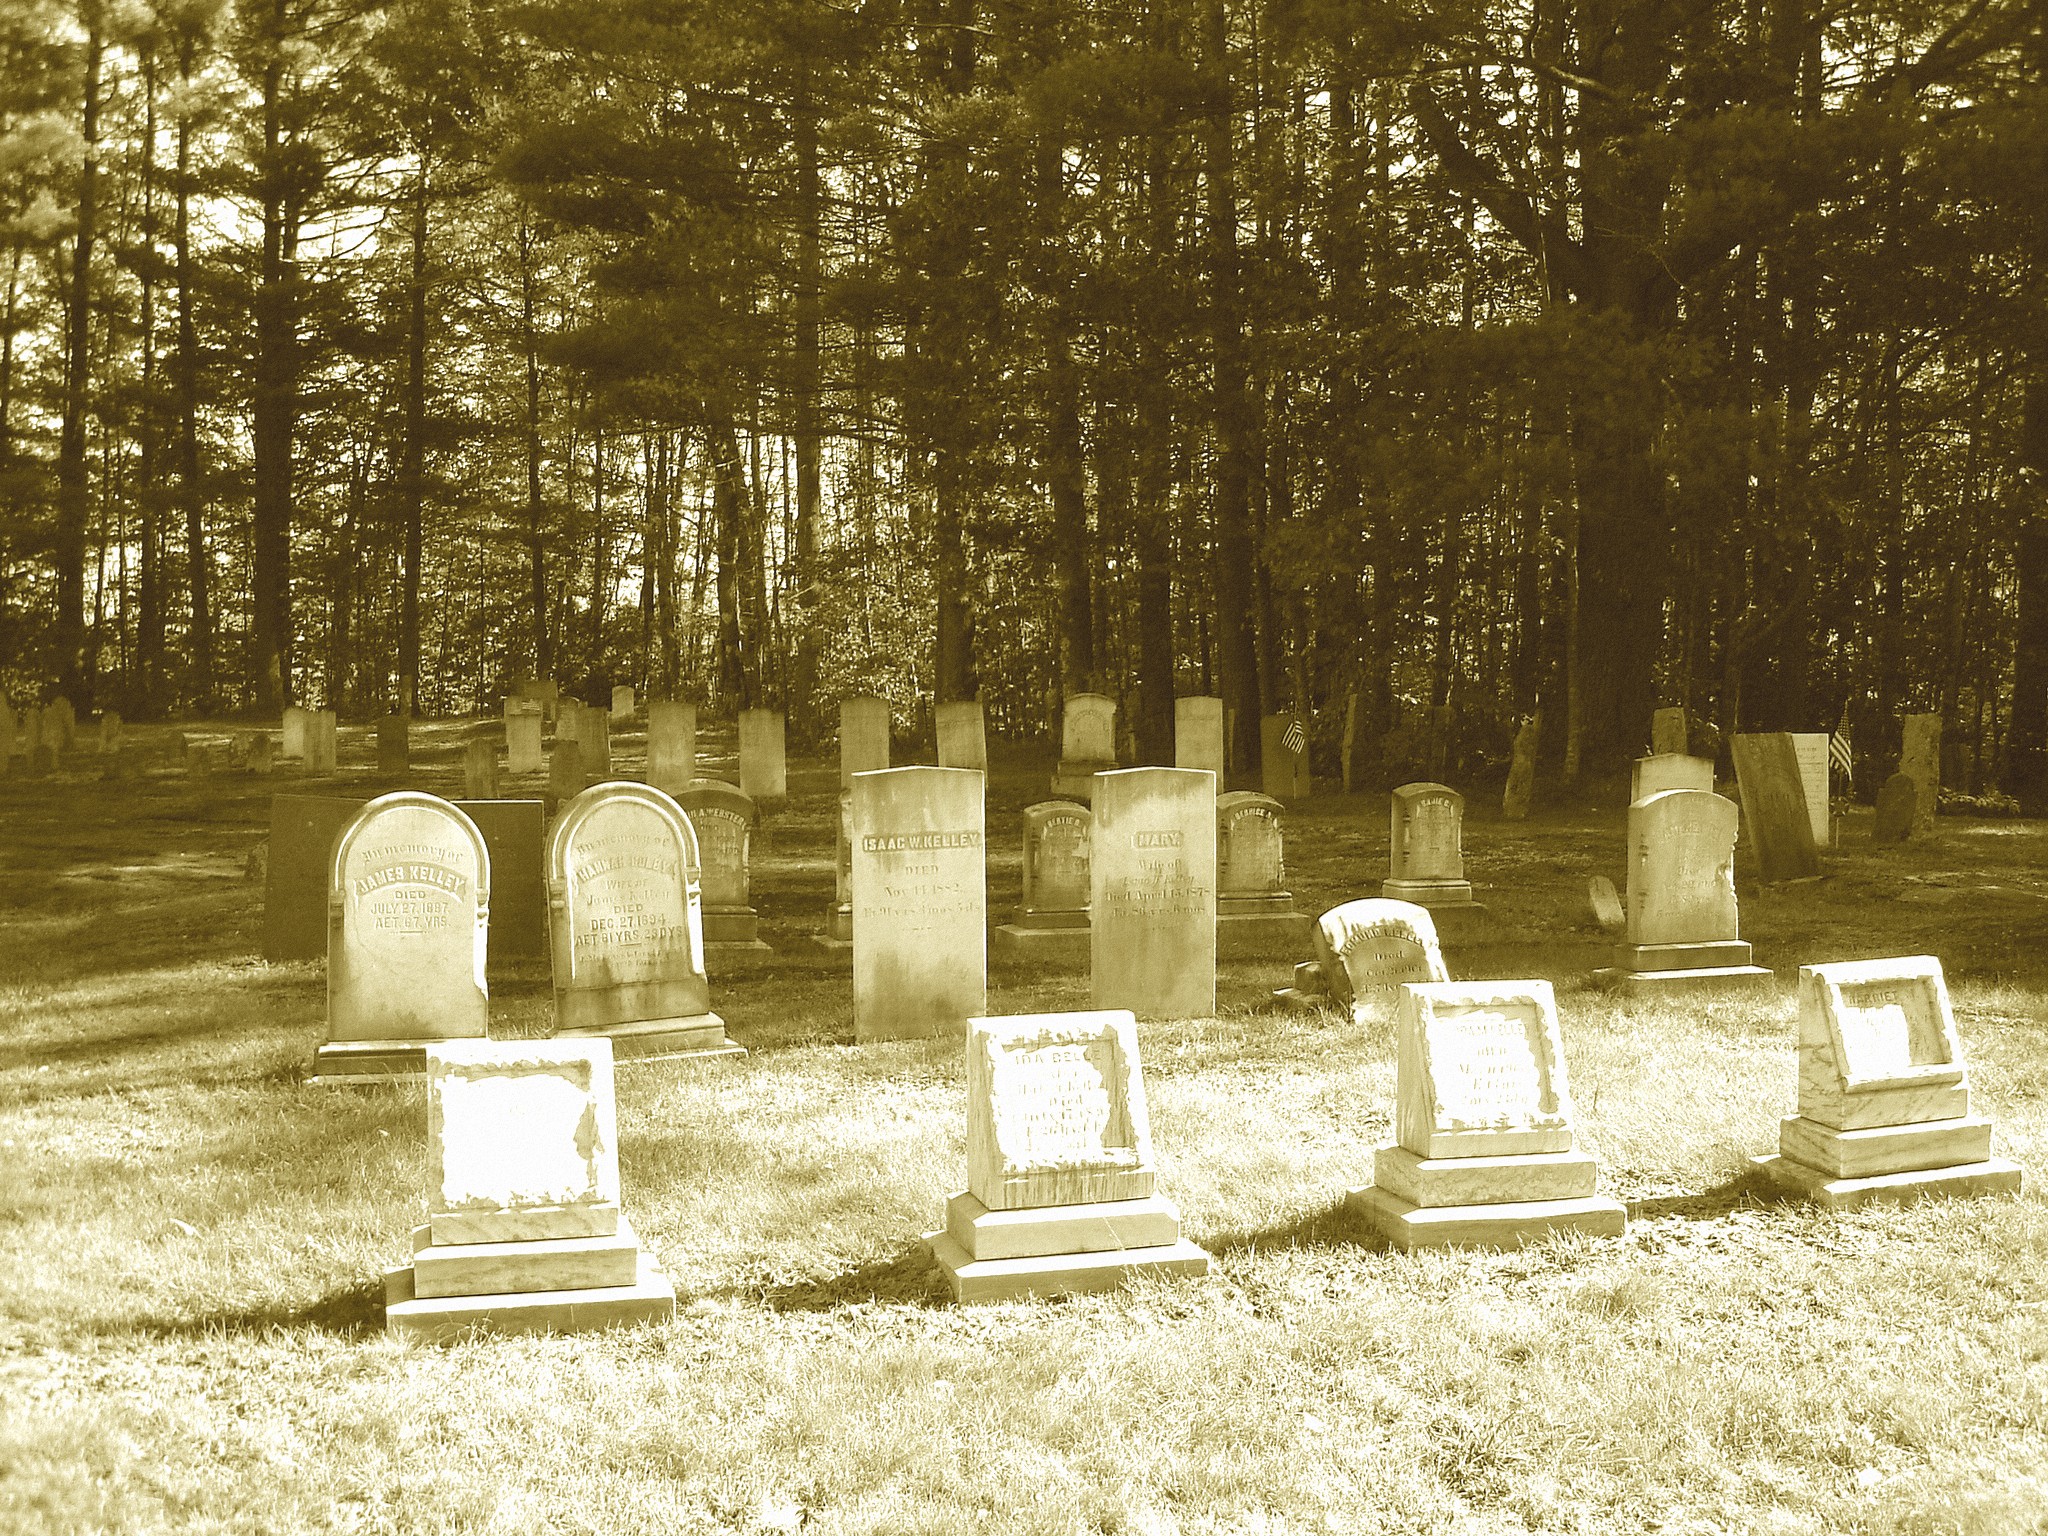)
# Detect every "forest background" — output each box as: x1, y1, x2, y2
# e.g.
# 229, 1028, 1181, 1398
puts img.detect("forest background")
0, 0, 2043, 794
